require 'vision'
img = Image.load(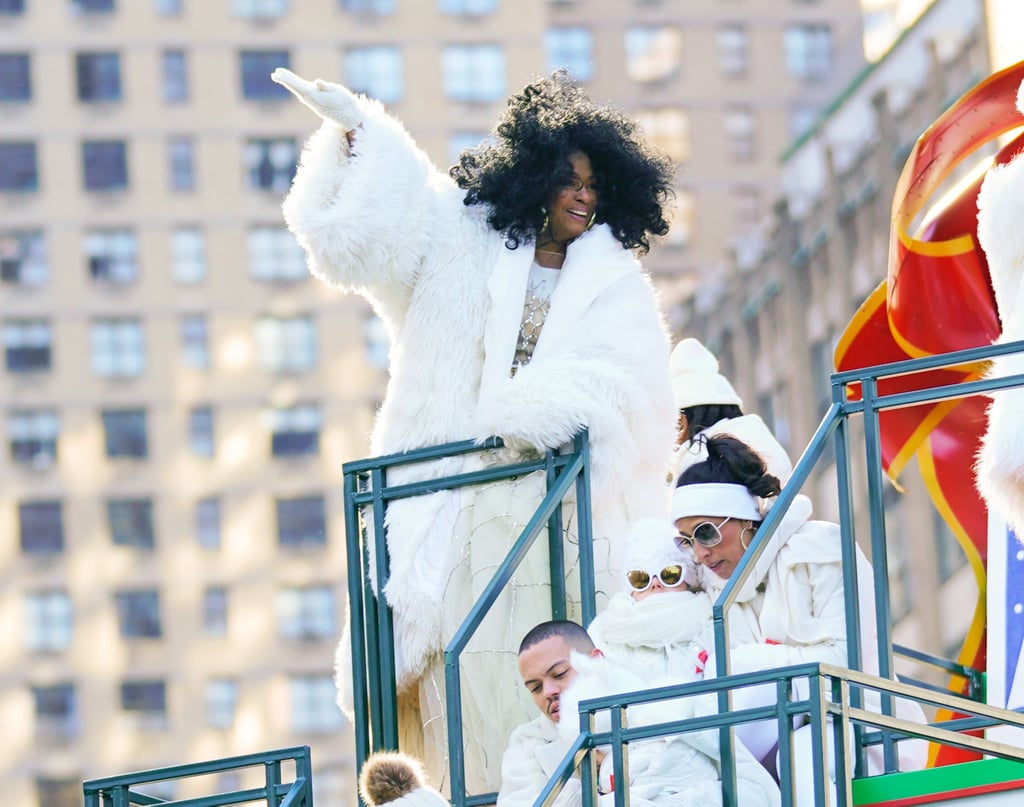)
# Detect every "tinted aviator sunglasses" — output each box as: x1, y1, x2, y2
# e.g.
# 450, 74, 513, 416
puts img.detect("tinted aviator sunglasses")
625, 564, 685, 592
674, 516, 733, 551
